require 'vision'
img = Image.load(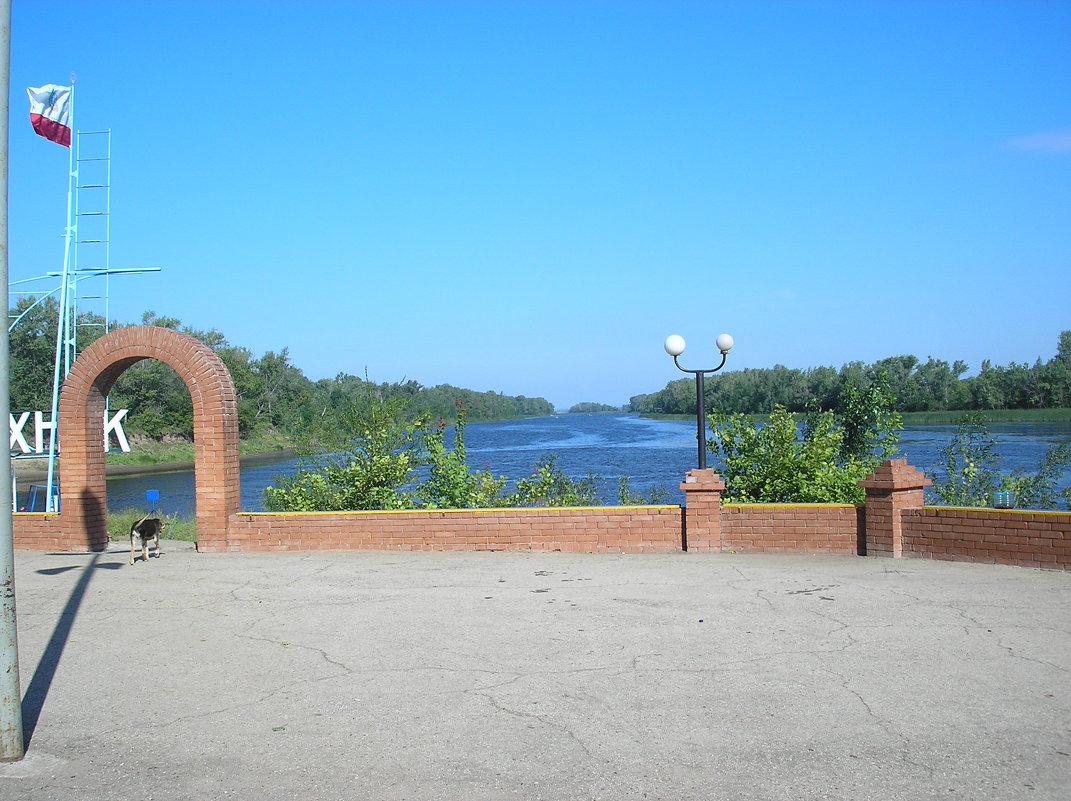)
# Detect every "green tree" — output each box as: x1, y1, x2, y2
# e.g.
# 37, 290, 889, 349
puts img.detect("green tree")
510, 455, 599, 507
634, 329, 1071, 416
110, 358, 194, 439
263, 387, 423, 511
8, 296, 111, 412
928, 412, 1000, 507
708, 406, 877, 503
1039, 331, 1071, 407
929, 412, 1071, 509
833, 373, 902, 464
804, 365, 841, 411
568, 402, 622, 413
1000, 443, 1071, 510
414, 402, 508, 509
708, 374, 902, 504
249, 349, 313, 430
1052, 331, 1071, 396
8, 295, 61, 412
